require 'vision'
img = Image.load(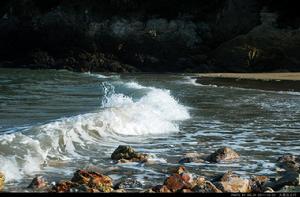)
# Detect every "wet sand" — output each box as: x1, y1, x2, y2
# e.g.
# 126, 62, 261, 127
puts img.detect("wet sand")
196, 73, 300, 92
